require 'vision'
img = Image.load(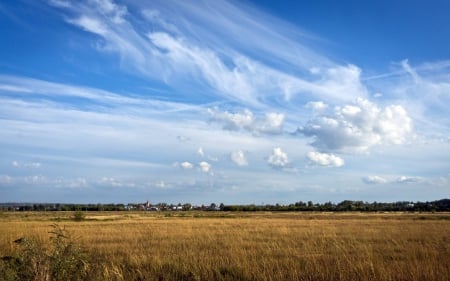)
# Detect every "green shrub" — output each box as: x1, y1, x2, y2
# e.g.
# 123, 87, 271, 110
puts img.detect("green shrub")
72, 211, 85, 222
0, 224, 93, 281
